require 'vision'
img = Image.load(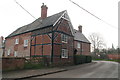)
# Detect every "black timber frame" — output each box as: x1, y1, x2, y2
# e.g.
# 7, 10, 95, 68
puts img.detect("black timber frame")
30, 18, 73, 64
